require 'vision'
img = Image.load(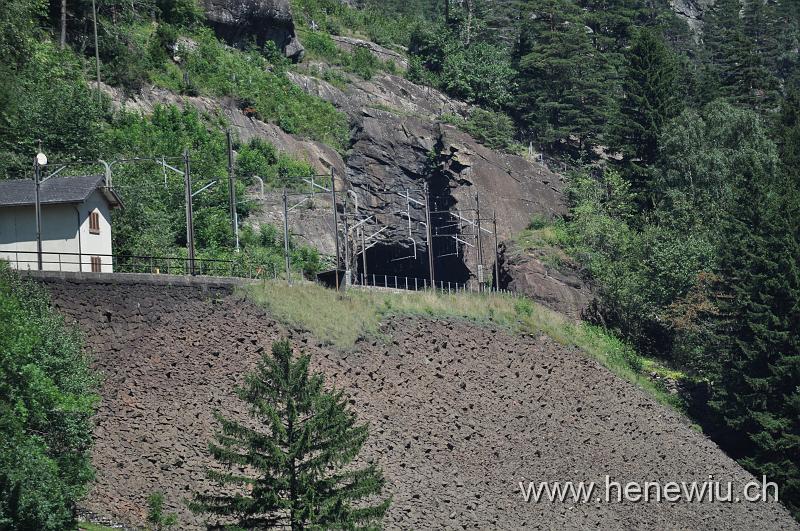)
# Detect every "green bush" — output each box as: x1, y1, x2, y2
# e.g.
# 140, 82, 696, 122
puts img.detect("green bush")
0, 266, 98, 530
176, 29, 349, 149
462, 109, 516, 150
147, 491, 178, 530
